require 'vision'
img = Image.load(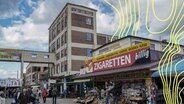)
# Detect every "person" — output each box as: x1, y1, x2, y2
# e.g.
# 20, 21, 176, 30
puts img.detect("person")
32, 87, 39, 104
19, 89, 29, 104
52, 87, 58, 104
41, 88, 48, 103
